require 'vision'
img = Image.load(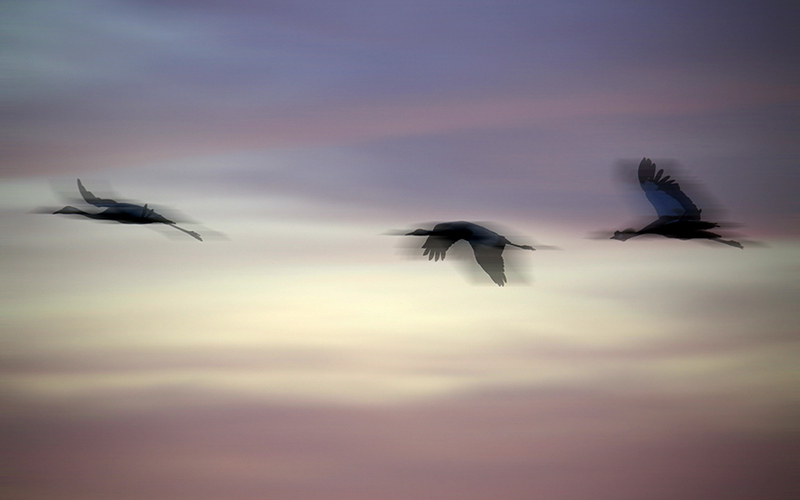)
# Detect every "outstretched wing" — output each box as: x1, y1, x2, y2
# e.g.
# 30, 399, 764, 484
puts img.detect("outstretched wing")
638, 158, 701, 219
422, 235, 458, 261
471, 244, 507, 286
419, 222, 467, 261
78, 179, 119, 207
